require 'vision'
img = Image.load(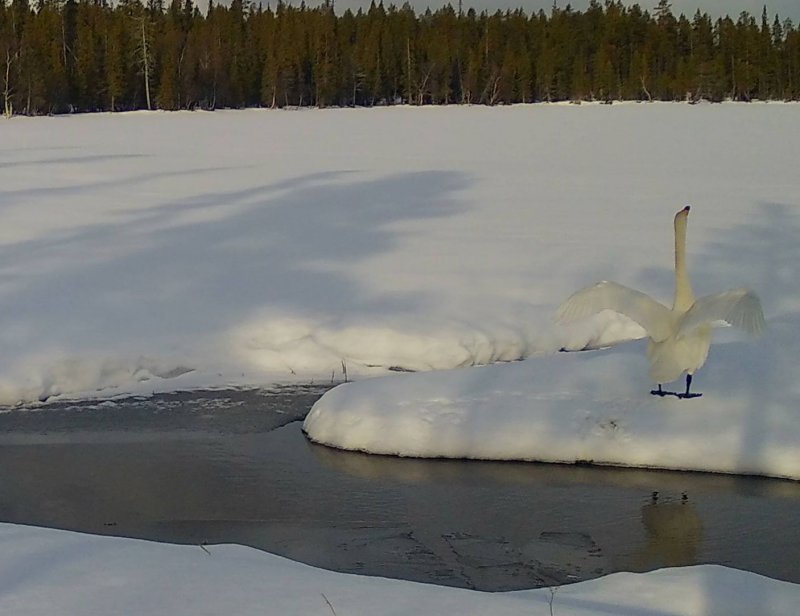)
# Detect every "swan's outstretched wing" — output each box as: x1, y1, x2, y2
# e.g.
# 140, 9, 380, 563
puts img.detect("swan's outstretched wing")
679, 287, 766, 336
557, 281, 672, 341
